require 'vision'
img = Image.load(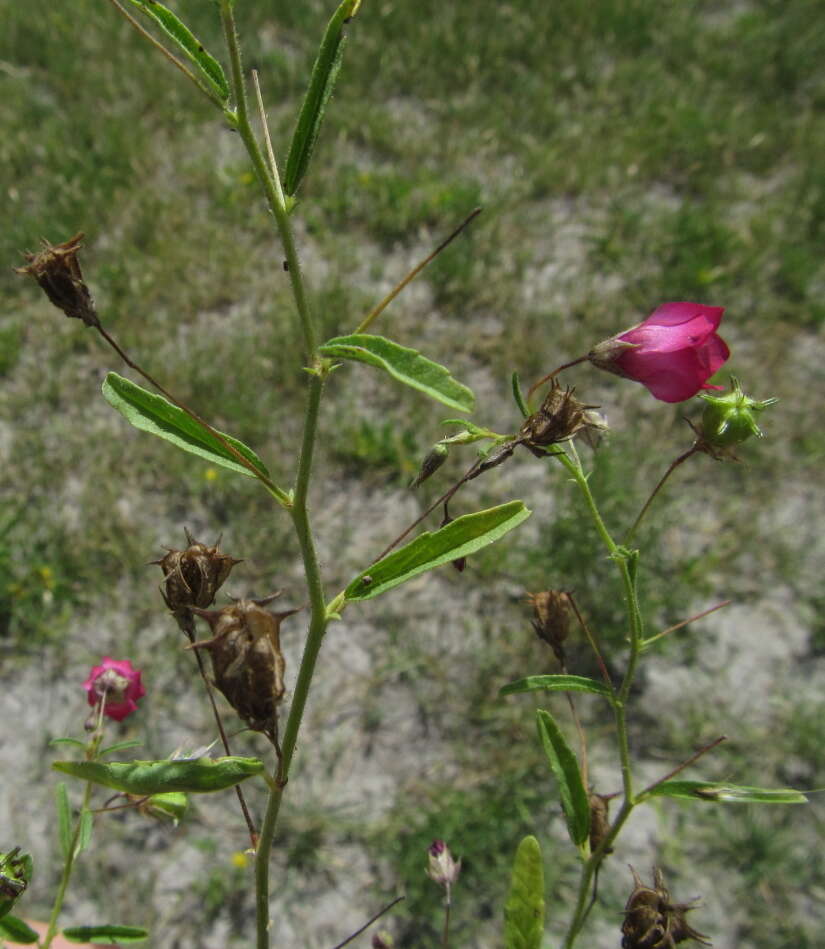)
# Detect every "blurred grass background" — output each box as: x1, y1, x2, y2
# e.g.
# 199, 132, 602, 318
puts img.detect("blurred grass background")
1, 0, 823, 946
